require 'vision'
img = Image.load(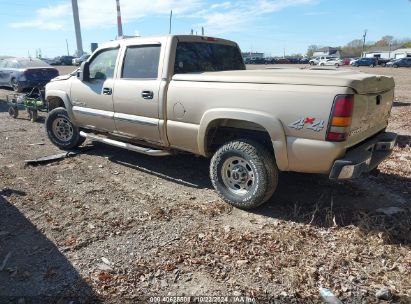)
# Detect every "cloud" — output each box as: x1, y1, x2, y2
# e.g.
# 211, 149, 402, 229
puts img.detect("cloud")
9, 0, 201, 30
194, 0, 317, 34
9, 3, 70, 30
8, 0, 315, 34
